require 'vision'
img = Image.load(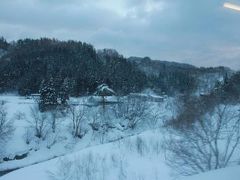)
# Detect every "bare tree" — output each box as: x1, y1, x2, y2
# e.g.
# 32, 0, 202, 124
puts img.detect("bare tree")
49, 109, 60, 133
27, 106, 49, 139
49, 153, 98, 180
23, 127, 34, 144
14, 111, 26, 121
163, 104, 240, 176
89, 110, 114, 144
89, 111, 101, 131
68, 105, 87, 138
0, 101, 14, 146
113, 97, 148, 129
